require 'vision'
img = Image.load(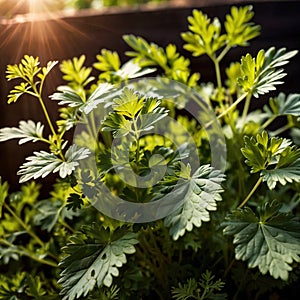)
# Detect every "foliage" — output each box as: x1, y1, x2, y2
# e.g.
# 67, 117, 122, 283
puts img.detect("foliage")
171, 271, 226, 300
0, 5, 299, 300
223, 201, 300, 281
